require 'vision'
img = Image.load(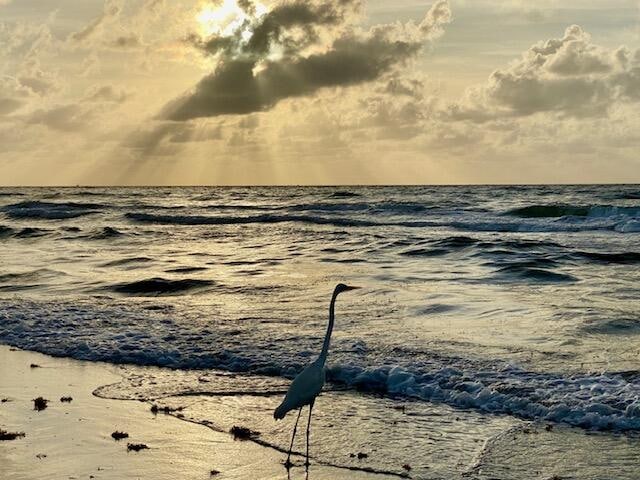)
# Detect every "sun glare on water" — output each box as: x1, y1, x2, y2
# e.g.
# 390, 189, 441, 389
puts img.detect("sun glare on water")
196, 0, 268, 37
